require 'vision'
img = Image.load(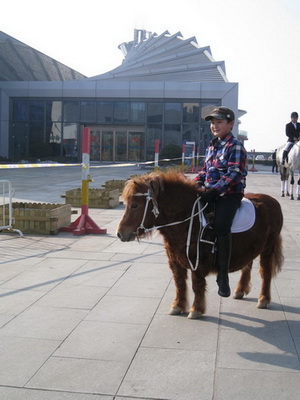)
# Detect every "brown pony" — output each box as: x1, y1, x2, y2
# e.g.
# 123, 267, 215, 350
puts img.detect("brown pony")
117, 170, 284, 319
